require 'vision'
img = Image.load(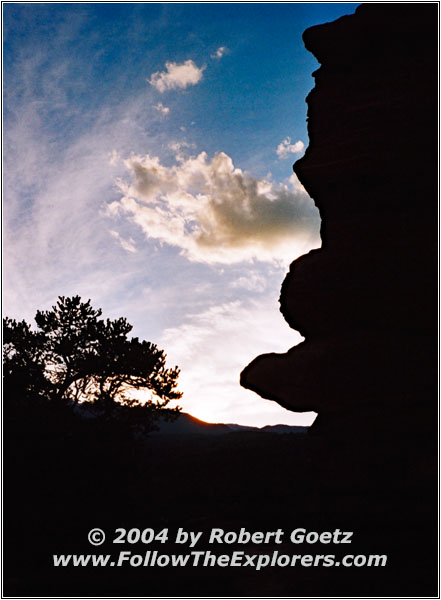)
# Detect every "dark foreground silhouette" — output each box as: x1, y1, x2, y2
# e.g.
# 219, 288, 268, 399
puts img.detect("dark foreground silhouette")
6, 401, 436, 597
4, 4, 438, 597
241, 2, 438, 596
